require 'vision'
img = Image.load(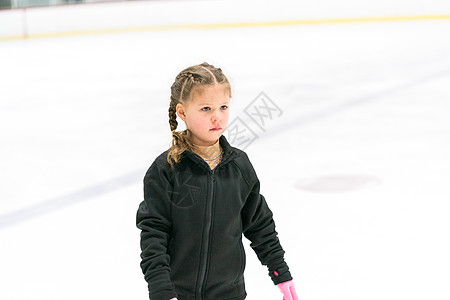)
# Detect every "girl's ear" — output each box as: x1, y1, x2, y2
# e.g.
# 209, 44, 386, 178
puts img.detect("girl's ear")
176, 103, 186, 121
